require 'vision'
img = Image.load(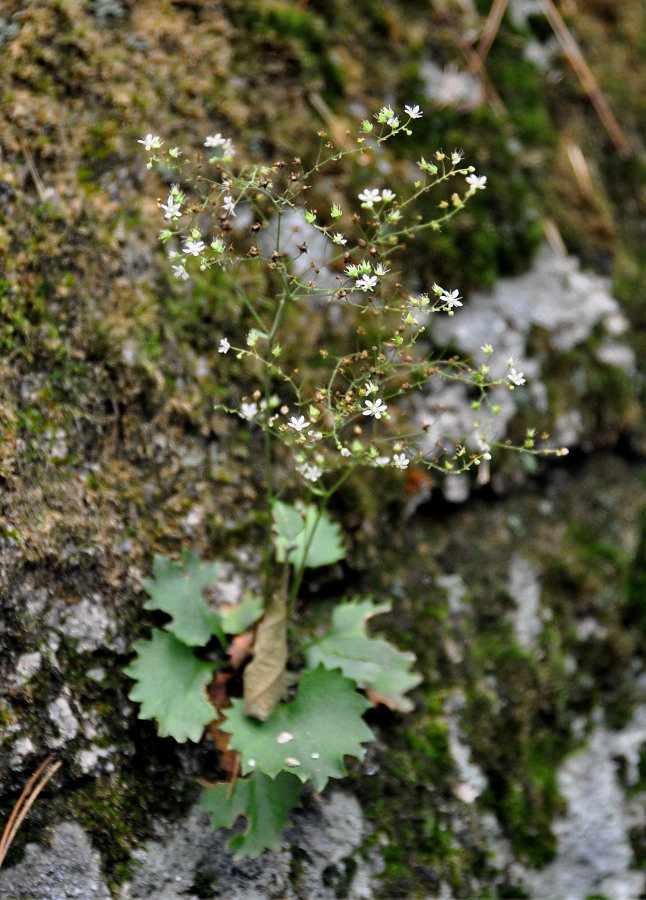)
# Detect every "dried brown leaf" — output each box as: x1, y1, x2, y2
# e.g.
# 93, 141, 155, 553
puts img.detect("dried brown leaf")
243, 588, 287, 721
